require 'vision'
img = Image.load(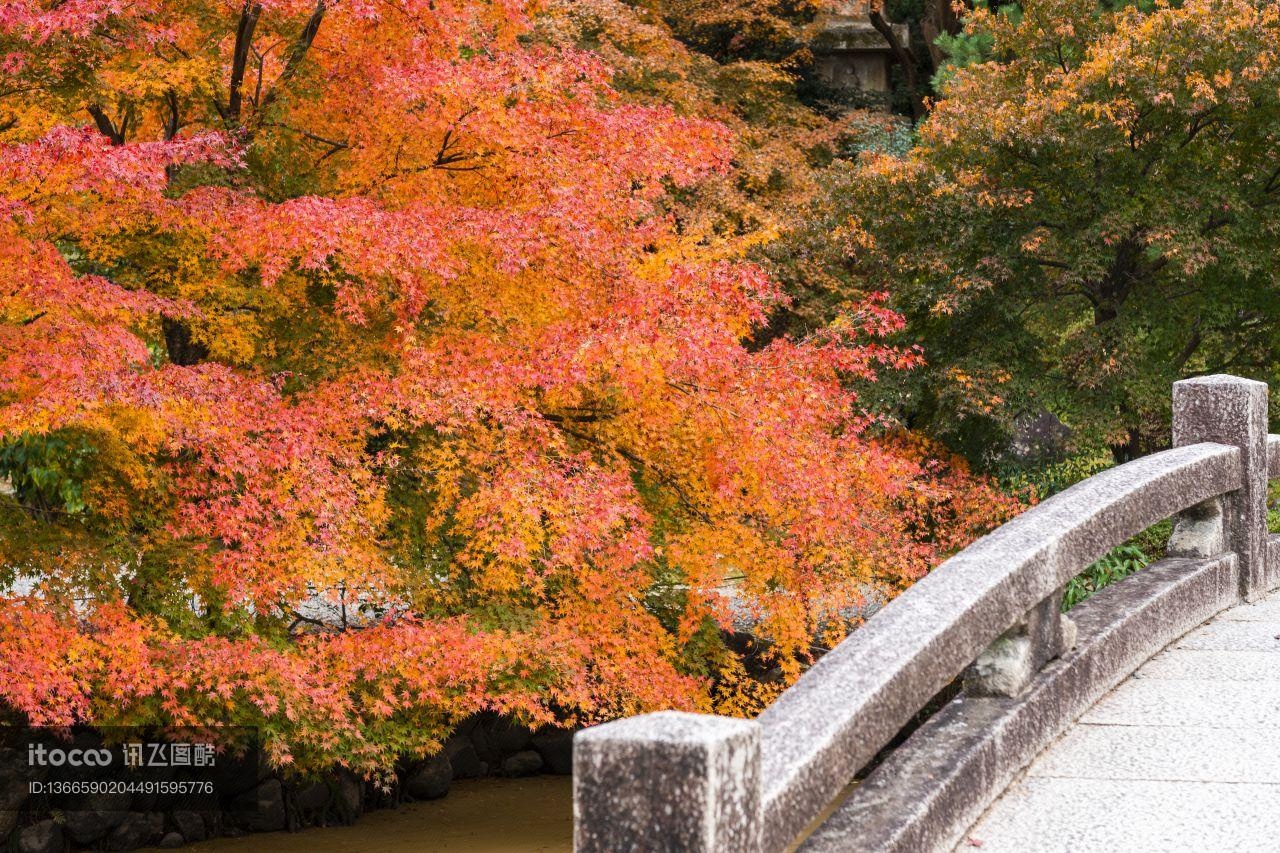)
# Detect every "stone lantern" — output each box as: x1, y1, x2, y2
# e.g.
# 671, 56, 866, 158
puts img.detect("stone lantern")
812, 1, 909, 99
